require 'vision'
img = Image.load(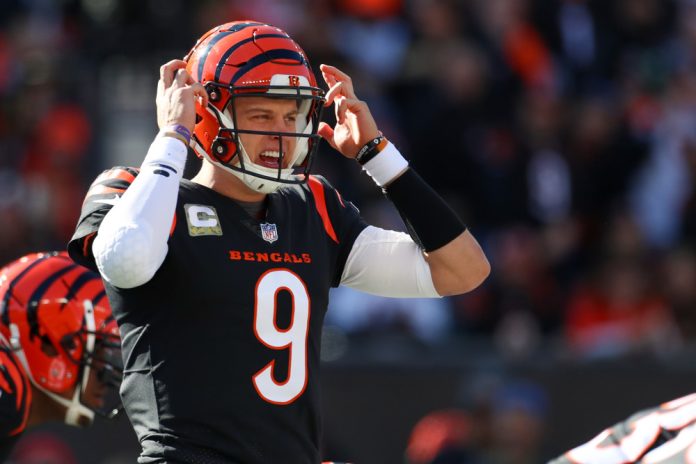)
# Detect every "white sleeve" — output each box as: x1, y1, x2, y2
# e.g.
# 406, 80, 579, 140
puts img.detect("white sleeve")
92, 136, 187, 289
340, 226, 441, 298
